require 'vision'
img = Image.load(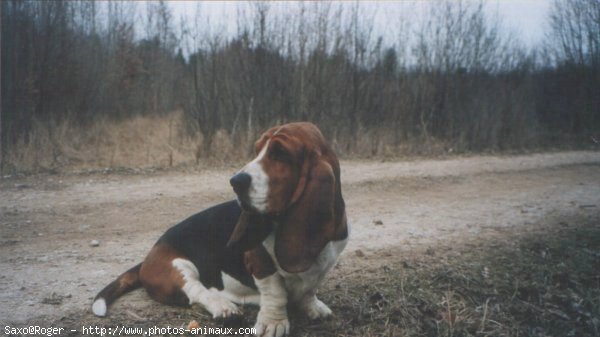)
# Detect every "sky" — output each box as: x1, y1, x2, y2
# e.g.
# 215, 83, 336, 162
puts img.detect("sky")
492, 0, 551, 46
167, 0, 552, 49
